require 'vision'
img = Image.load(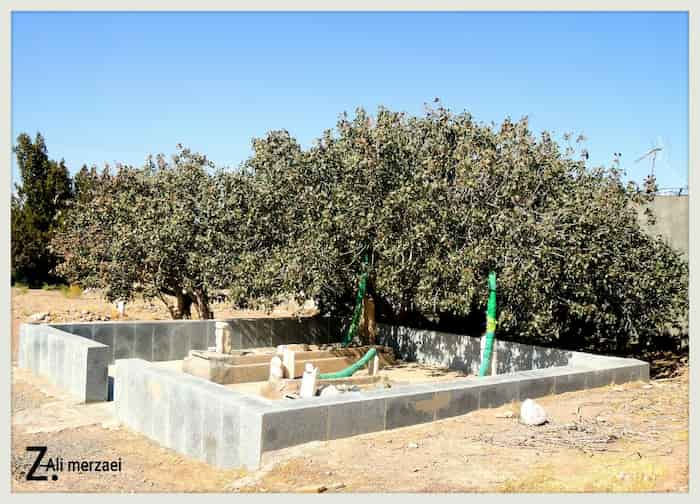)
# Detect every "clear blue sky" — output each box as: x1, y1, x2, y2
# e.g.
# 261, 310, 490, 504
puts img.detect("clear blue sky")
12, 11, 688, 189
